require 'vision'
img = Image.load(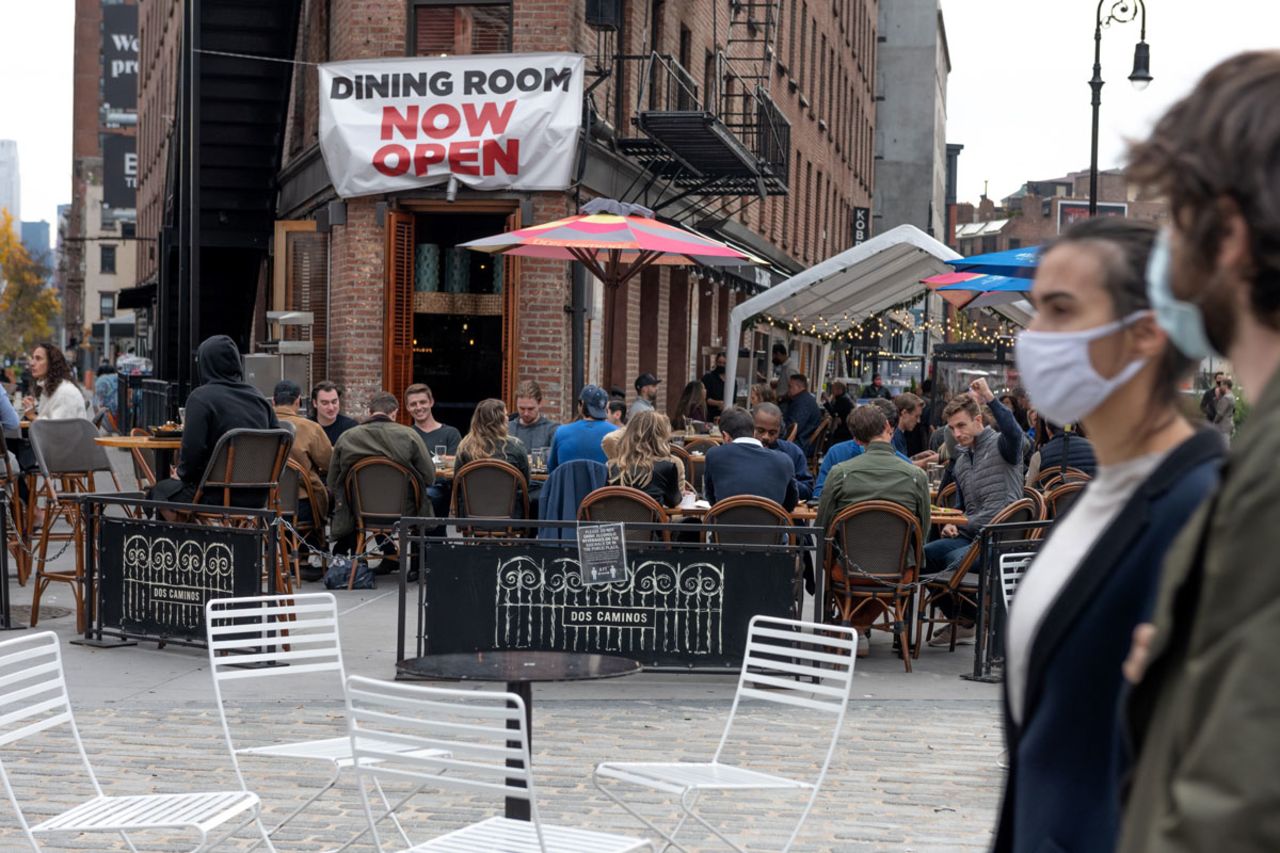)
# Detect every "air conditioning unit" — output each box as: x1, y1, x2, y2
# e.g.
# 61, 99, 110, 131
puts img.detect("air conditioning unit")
585, 0, 622, 31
